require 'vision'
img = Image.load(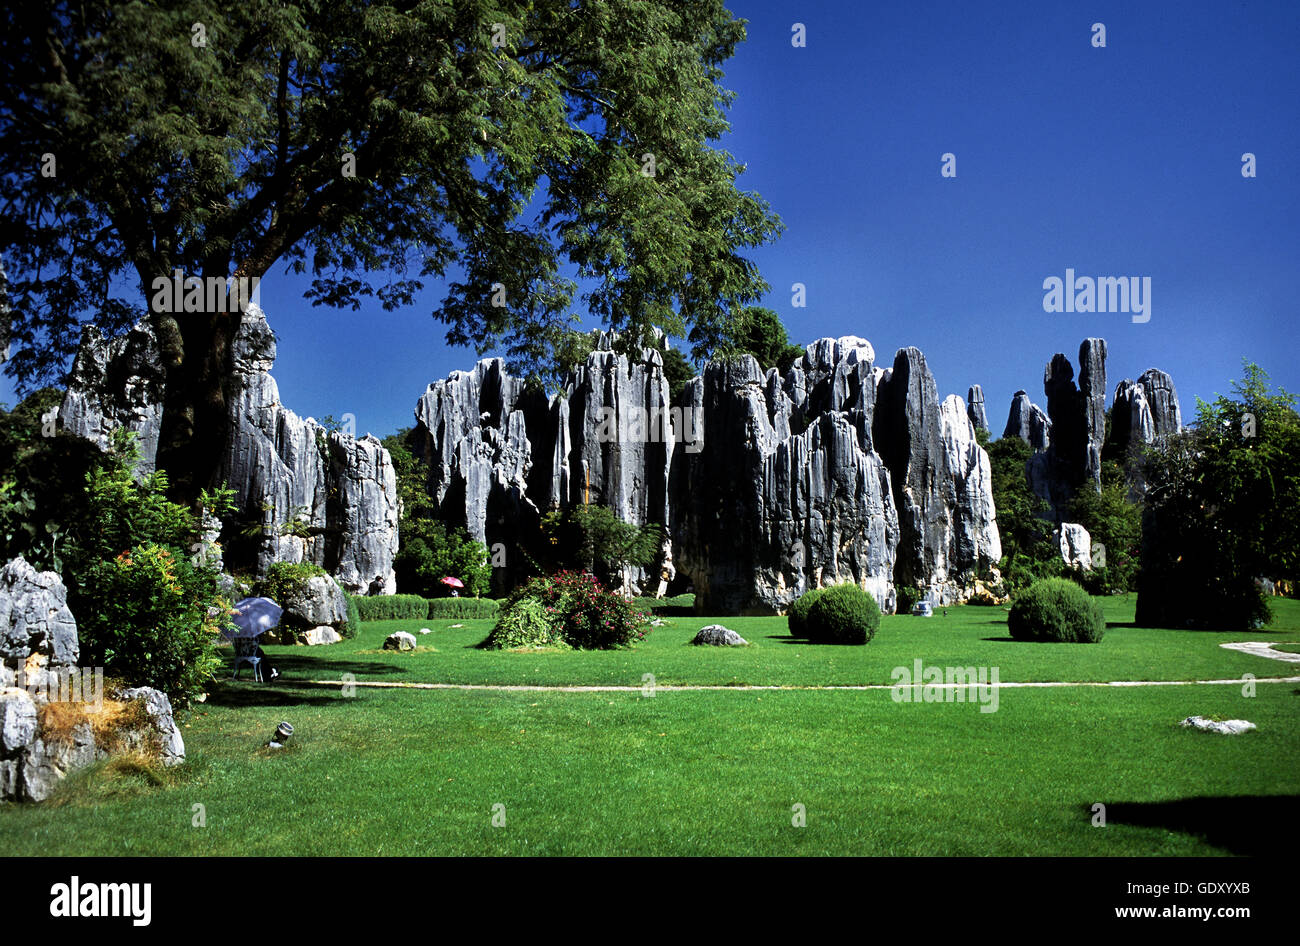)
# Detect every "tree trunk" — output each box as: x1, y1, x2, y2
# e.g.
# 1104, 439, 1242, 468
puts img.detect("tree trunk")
152, 306, 242, 509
